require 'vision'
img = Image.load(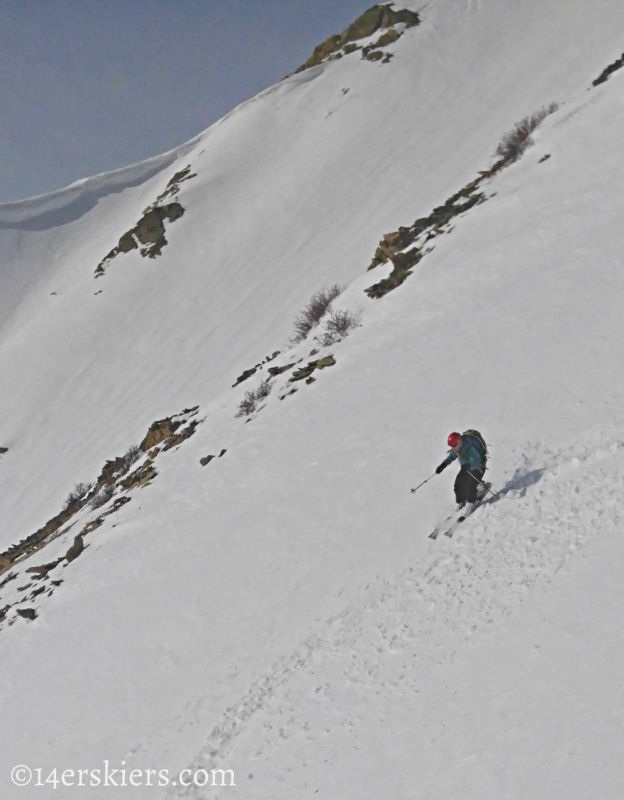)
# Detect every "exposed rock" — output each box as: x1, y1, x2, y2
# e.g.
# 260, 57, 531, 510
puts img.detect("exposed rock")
0, 407, 197, 580
119, 460, 157, 491
0, 501, 87, 576
144, 165, 197, 212
298, 34, 342, 72
140, 418, 182, 451
134, 203, 185, 258
80, 518, 104, 535
294, 4, 419, 73
95, 202, 185, 275
290, 356, 336, 381
16, 608, 37, 620
234, 352, 282, 386
219, 449, 227, 458
0, 447, 8, 455
592, 51, 624, 86
65, 535, 84, 564
369, 227, 414, 267
267, 363, 295, 377
370, 27, 400, 48
118, 231, 138, 253
366, 178, 487, 298
139, 407, 200, 451
102, 496, 132, 517
161, 420, 199, 451
200, 455, 216, 466
25, 566, 49, 576
233, 368, 258, 388
95, 456, 128, 487
0, 571, 16, 589
290, 364, 317, 382
26, 558, 63, 576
